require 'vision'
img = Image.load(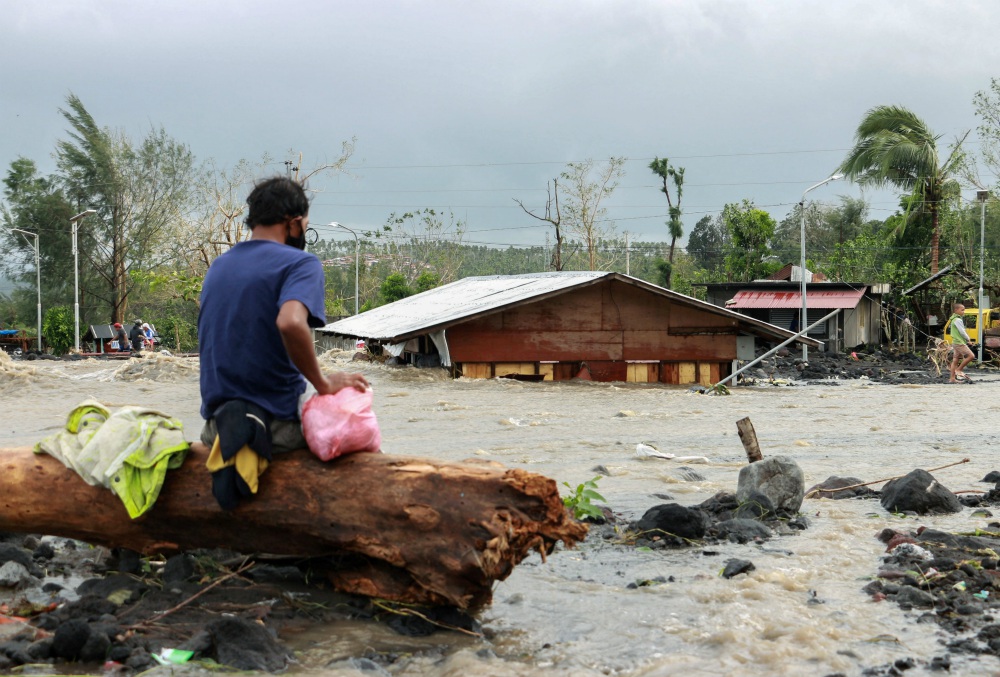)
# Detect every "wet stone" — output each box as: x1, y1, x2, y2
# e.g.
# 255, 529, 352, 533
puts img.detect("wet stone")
721, 558, 755, 579
51, 619, 91, 660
